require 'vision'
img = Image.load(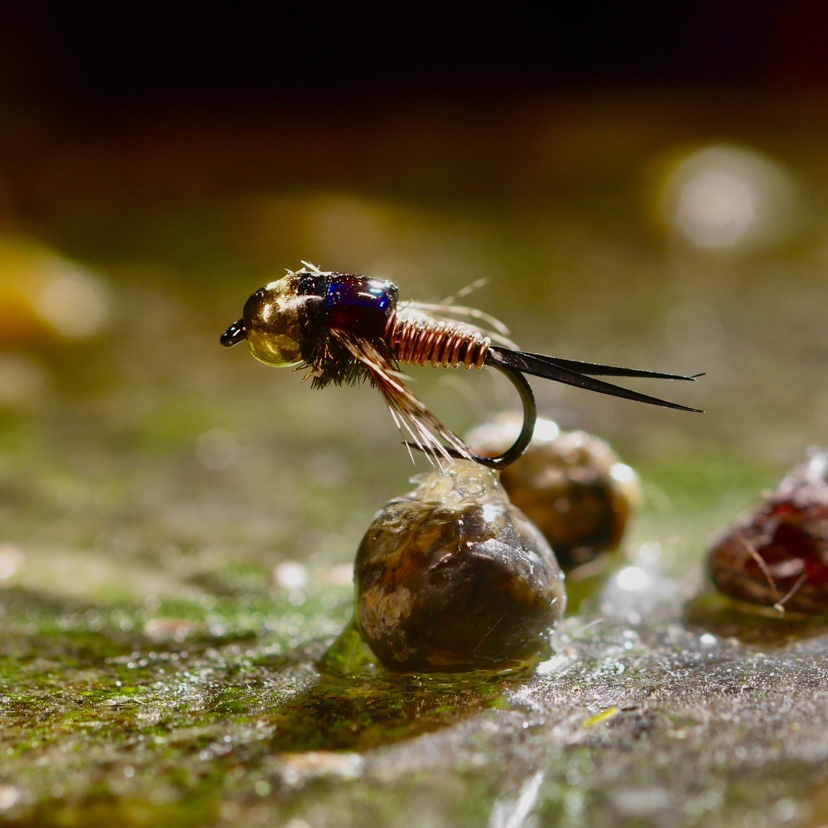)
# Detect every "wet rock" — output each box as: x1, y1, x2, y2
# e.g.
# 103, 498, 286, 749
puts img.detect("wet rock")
468, 415, 640, 569
354, 461, 566, 673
